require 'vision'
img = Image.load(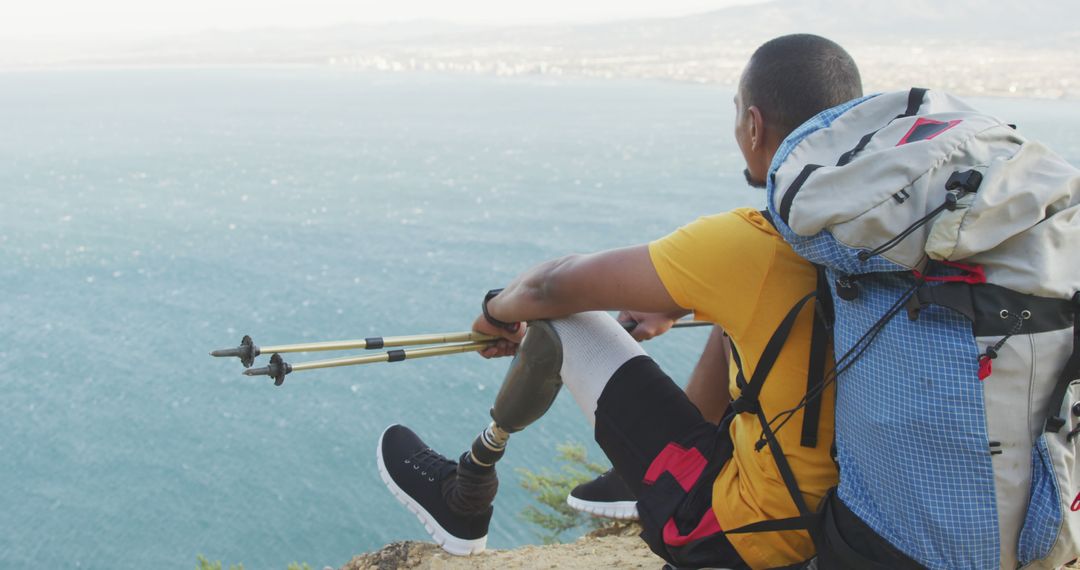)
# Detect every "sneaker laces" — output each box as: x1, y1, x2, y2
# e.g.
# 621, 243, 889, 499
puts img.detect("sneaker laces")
404, 447, 456, 483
